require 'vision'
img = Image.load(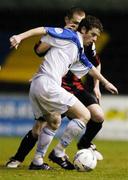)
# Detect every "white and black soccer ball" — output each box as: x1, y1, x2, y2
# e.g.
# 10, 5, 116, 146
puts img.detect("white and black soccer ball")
73, 149, 97, 172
